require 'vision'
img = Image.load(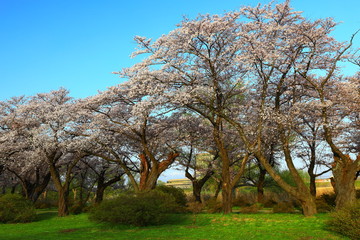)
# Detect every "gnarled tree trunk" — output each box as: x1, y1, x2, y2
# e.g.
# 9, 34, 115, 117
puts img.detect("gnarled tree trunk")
332, 155, 359, 210
139, 152, 179, 191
